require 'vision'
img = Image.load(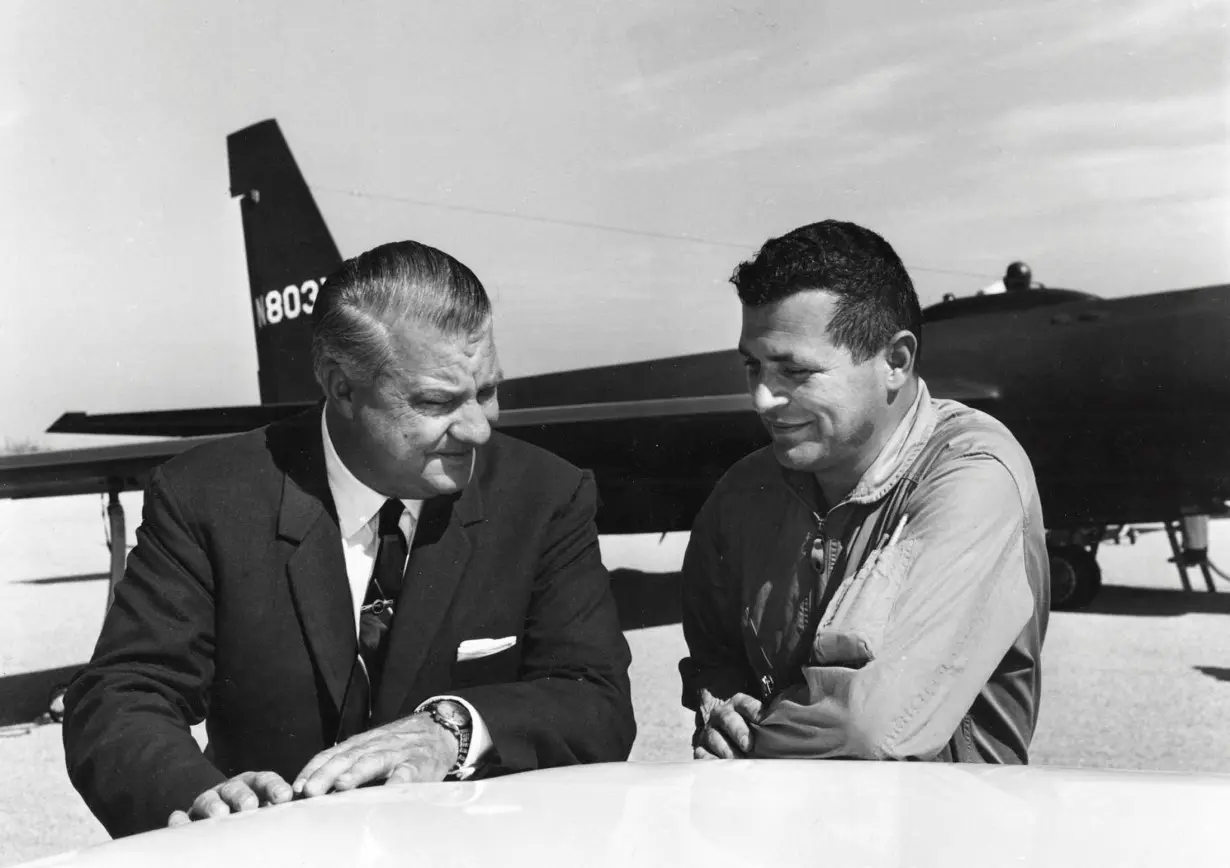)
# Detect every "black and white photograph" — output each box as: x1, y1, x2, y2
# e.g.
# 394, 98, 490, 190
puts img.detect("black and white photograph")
1, 2, 1228, 866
